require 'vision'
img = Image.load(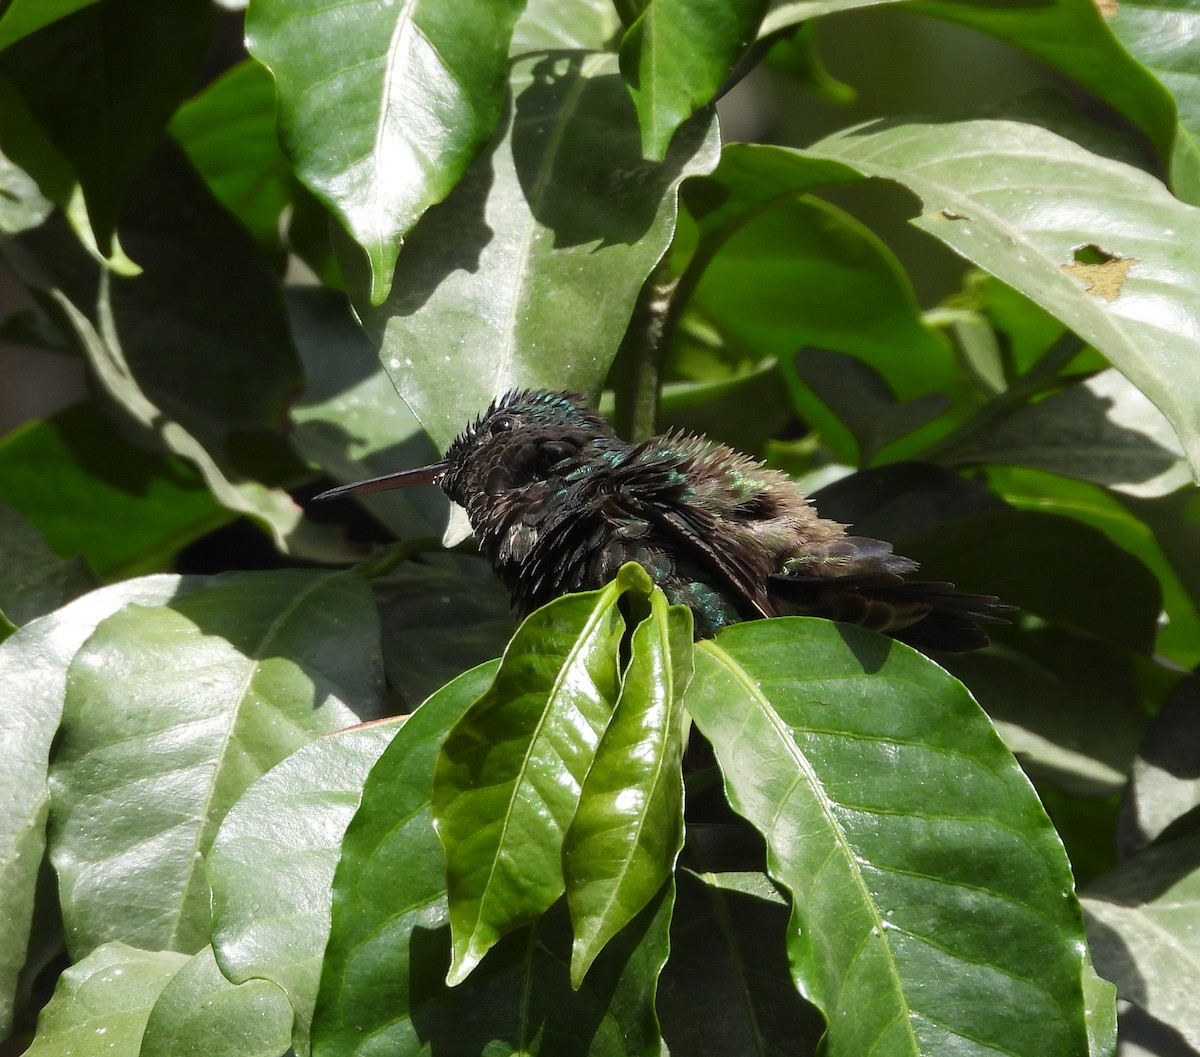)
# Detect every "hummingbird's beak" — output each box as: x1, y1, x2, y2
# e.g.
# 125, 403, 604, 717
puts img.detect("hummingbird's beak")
312, 462, 448, 501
